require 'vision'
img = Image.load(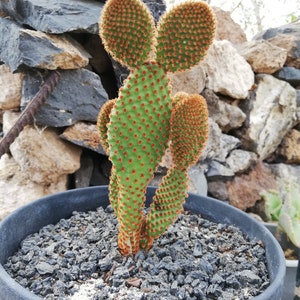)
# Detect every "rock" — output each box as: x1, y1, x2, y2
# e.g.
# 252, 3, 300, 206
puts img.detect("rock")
274, 67, 300, 88
226, 149, 258, 174
4, 111, 82, 185
207, 181, 229, 201
276, 129, 300, 163
21, 69, 108, 127
0, 154, 67, 221
74, 154, 94, 188
254, 22, 300, 69
83, 35, 112, 74
0, 18, 90, 72
0, 64, 23, 110
201, 40, 254, 99
268, 163, 300, 193
60, 122, 106, 155
143, 0, 166, 24
236, 75, 298, 160
227, 162, 277, 211
169, 64, 206, 96
187, 165, 208, 196
202, 89, 246, 132
212, 7, 247, 44
206, 161, 234, 179
0, 0, 104, 34
238, 40, 287, 74
202, 119, 241, 162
